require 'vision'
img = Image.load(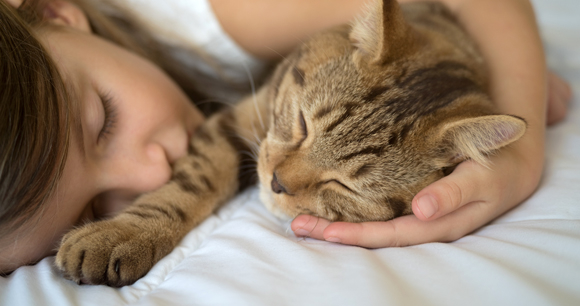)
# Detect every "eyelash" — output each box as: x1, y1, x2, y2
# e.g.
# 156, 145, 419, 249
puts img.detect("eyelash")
98, 93, 117, 141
